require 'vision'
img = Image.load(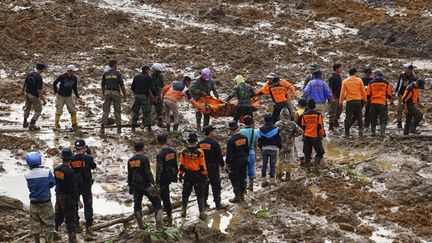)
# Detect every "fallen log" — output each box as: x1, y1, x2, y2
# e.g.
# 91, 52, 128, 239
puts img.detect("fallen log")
389, 135, 432, 139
